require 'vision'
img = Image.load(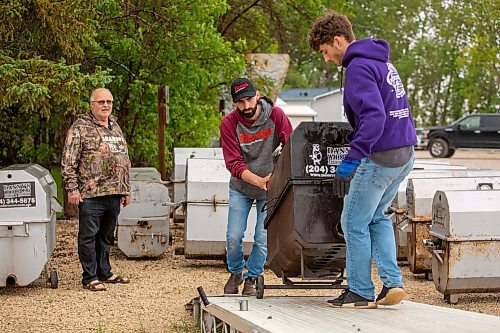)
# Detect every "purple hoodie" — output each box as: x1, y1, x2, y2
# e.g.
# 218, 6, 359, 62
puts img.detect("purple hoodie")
342, 38, 417, 161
